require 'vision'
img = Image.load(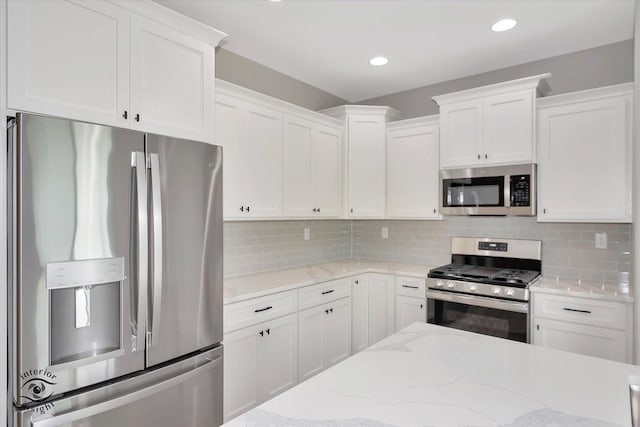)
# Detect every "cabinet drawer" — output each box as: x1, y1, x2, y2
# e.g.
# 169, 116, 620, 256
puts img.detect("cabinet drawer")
298, 278, 351, 310
532, 293, 628, 330
395, 276, 426, 298
224, 290, 298, 333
